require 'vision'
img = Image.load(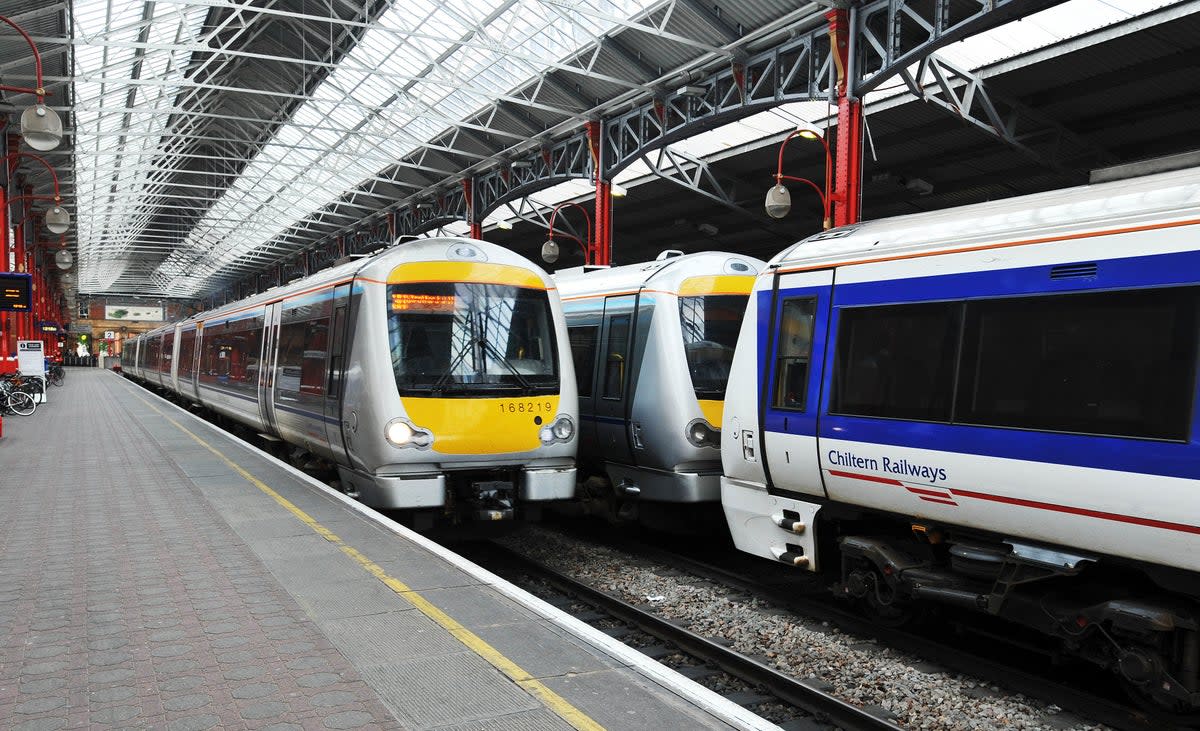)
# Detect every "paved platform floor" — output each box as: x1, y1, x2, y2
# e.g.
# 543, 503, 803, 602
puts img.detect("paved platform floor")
0, 368, 775, 731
